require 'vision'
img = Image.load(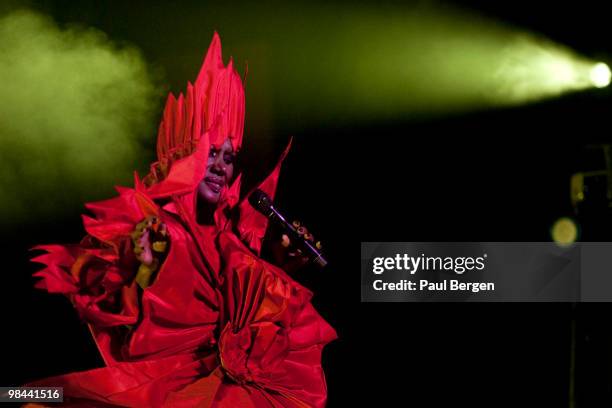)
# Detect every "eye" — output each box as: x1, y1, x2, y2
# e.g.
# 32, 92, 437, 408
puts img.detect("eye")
223, 154, 235, 165
209, 148, 218, 158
